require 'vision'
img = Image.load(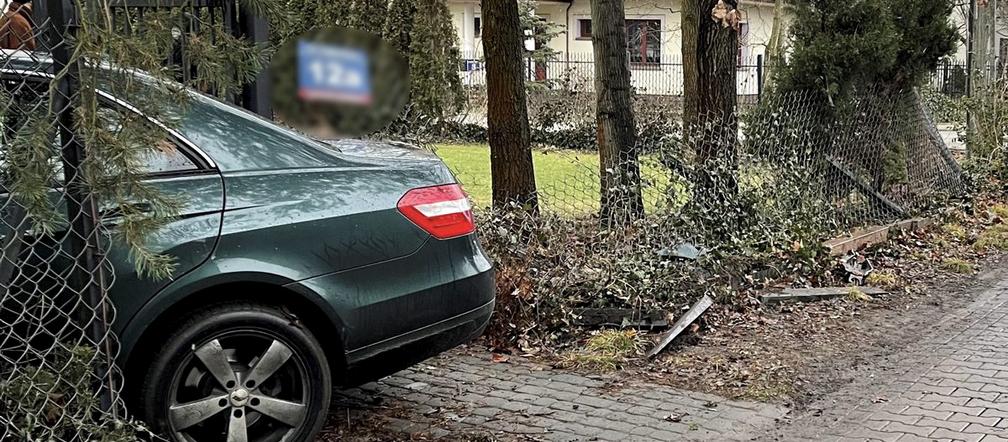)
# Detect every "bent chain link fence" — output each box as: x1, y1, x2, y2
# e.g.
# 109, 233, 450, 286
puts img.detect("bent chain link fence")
0, 3, 131, 440
424, 85, 967, 347
443, 86, 964, 224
